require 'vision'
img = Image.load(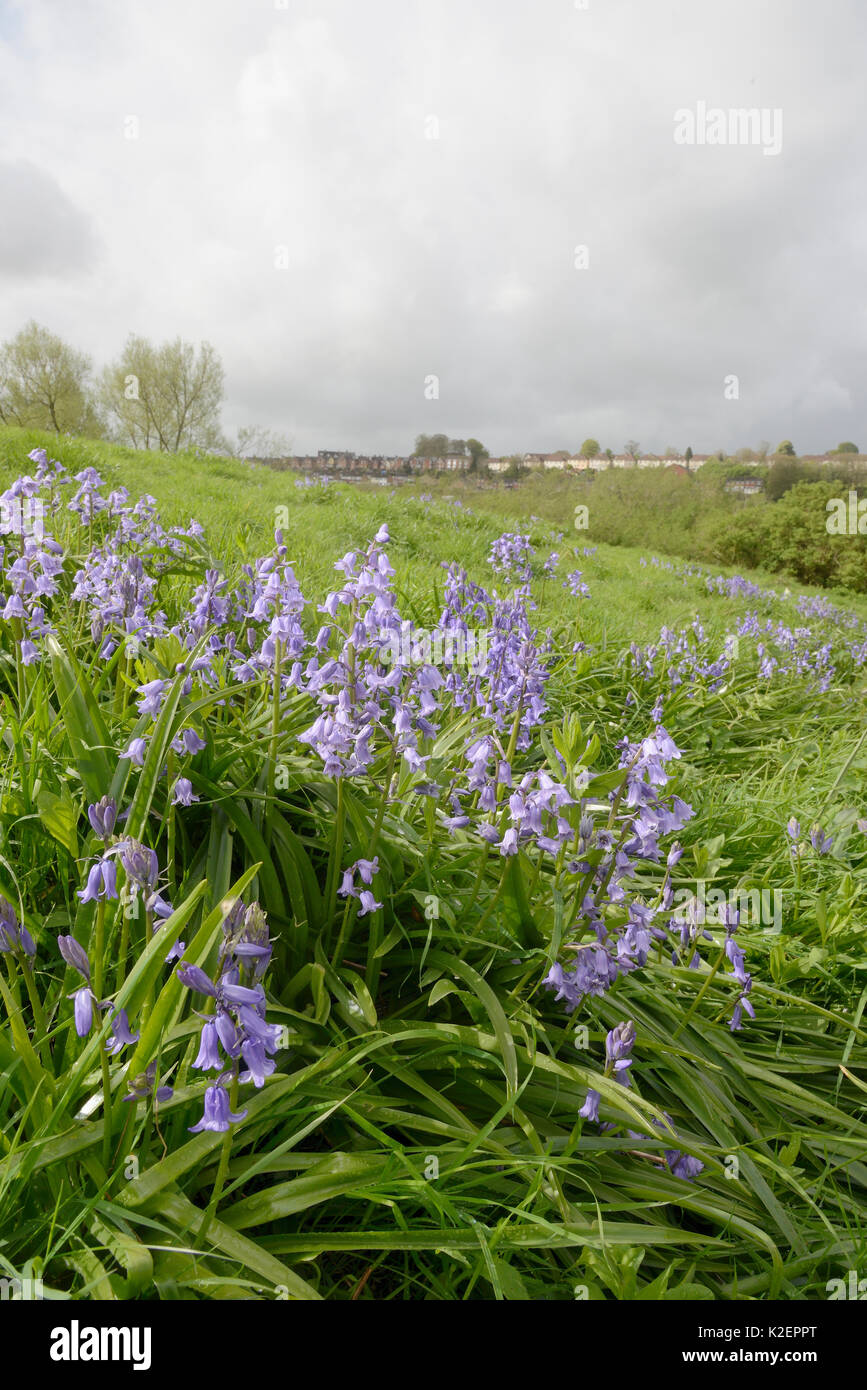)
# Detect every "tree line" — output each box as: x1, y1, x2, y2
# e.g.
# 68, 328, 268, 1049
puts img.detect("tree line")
0, 321, 290, 458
